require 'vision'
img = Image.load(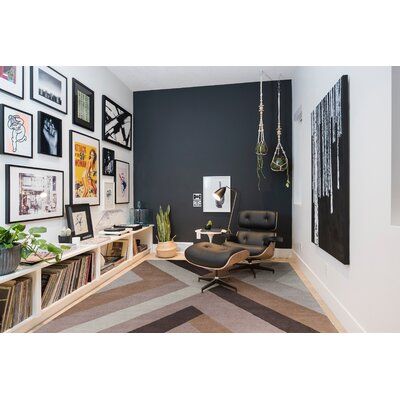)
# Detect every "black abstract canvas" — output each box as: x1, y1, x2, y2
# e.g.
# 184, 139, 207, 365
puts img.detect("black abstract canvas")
311, 75, 349, 264
102, 147, 115, 176
38, 111, 62, 157
102, 95, 132, 150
